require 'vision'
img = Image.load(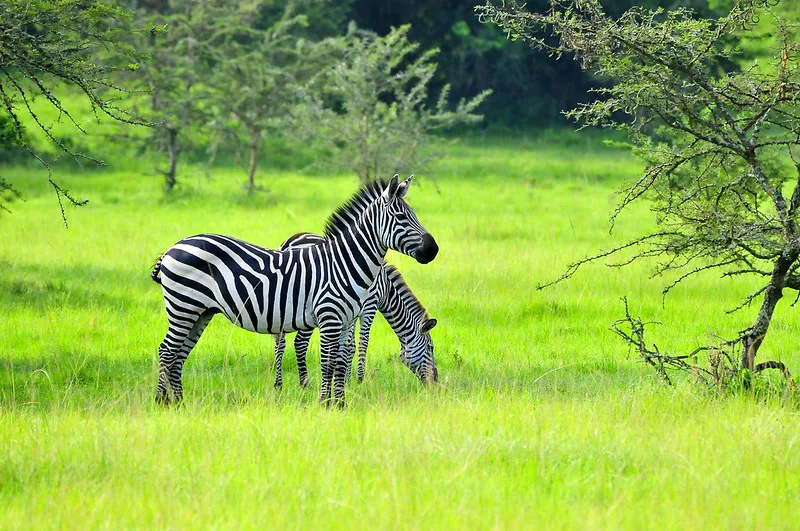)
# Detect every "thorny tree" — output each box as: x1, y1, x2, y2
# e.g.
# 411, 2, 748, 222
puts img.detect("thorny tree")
297, 24, 491, 184
205, 1, 334, 194
477, 0, 800, 374
128, 0, 210, 191
0, 0, 147, 221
